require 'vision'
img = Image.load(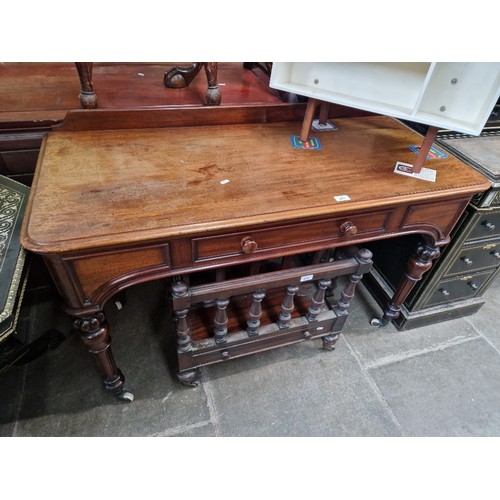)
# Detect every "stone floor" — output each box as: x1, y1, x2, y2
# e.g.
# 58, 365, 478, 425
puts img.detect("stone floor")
1, 273, 500, 437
